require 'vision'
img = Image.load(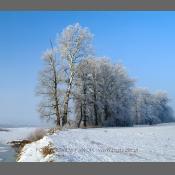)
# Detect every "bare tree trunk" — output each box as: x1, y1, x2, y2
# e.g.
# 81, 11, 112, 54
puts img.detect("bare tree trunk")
63, 71, 74, 125
93, 85, 98, 126
83, 105, 87, 127
50, 41, 61, 126
94, 103, 98, 126
136, 112, 138, 125
104, 104, 108, 121
53, 67, 60, 126
60, 116, 63, 127
78, 103, 83, 128
83, 84, 87, 127
134, 100, 139, 125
